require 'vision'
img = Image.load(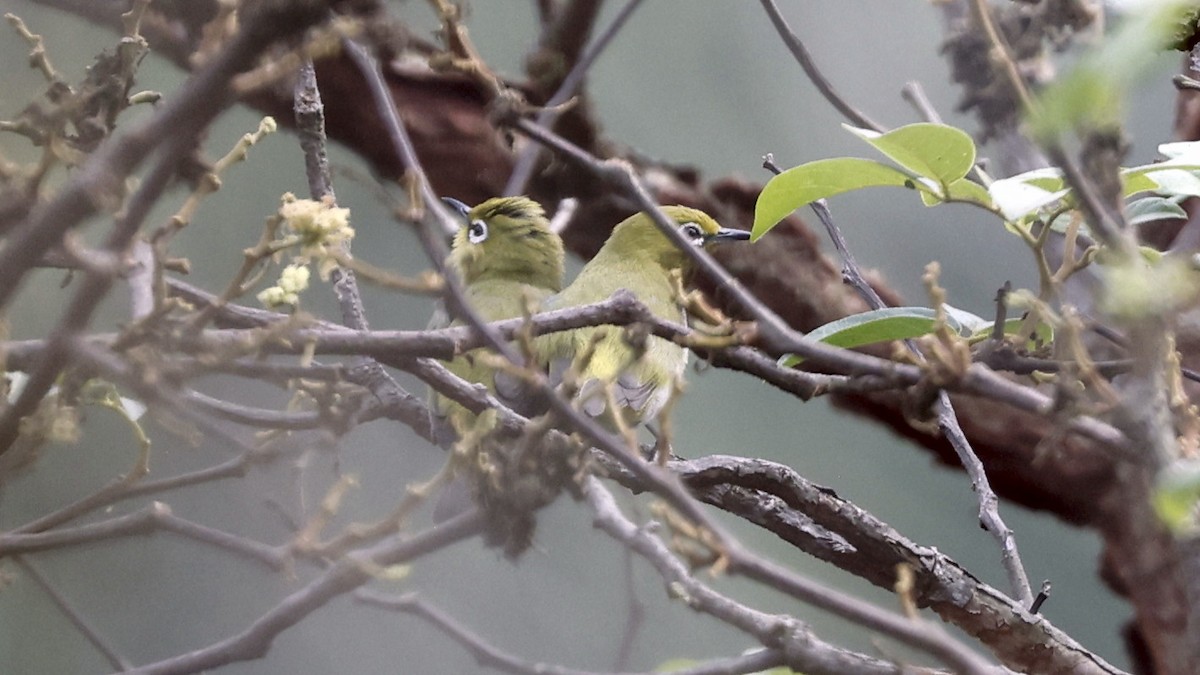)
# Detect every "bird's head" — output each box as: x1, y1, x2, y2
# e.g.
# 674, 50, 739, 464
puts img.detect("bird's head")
443, 196, 566, 291
604, 205, 750, 271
